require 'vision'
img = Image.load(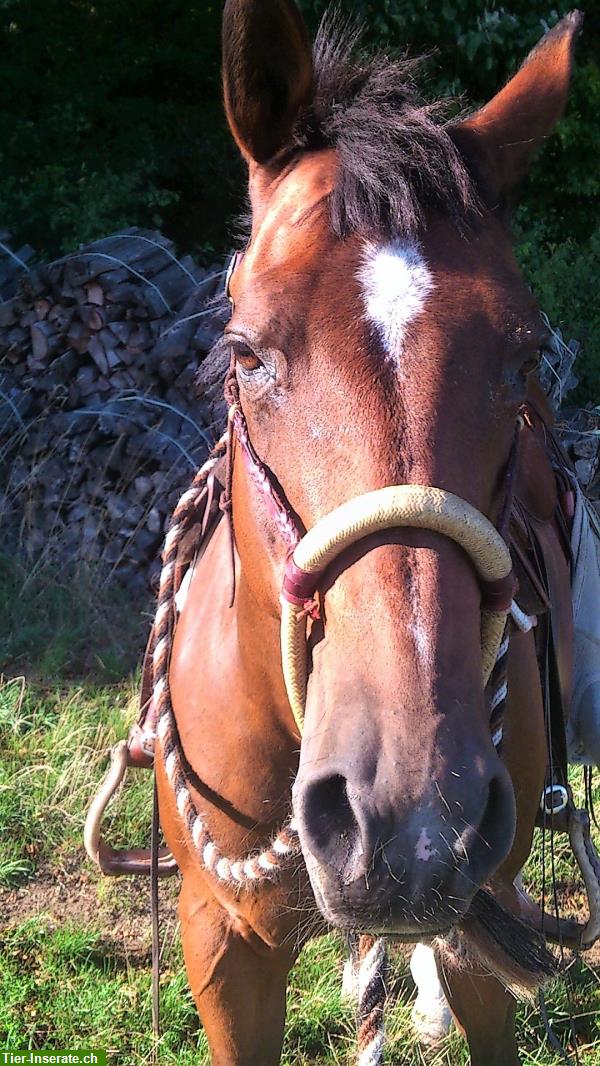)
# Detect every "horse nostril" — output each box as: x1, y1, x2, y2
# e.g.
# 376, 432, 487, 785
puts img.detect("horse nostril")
298, 773, 360, 868
458, 767, 516, 883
